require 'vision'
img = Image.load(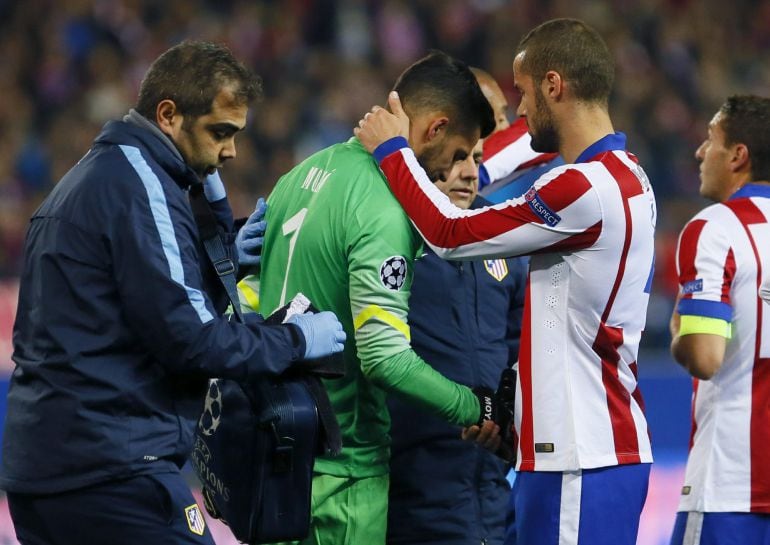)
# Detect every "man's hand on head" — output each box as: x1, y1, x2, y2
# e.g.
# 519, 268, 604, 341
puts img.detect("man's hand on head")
354, 91, 410, 153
